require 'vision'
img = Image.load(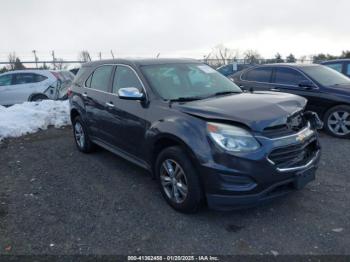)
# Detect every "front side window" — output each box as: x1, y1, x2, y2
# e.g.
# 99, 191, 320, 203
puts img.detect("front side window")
302, 65, 350, 86
243, 67, 272, 83
112, 66, 143, 94
141, 63, 241, 100
325, 63, 343, 73
88, 65, 113, 92
0, 74, 13, 86
274, 68, 307, 85
346, 63, 350, 76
